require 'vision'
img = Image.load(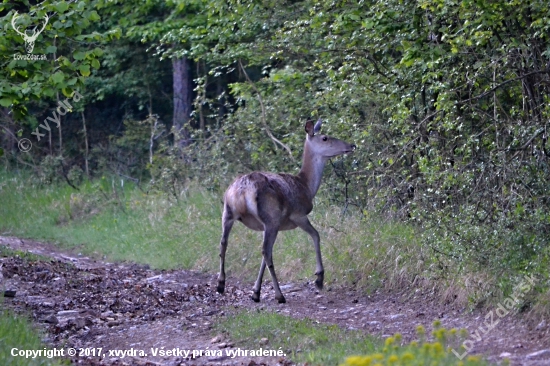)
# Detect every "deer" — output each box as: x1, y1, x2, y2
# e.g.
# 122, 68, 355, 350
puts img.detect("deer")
216, 119, 355, 303
11, 11, 49, 54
